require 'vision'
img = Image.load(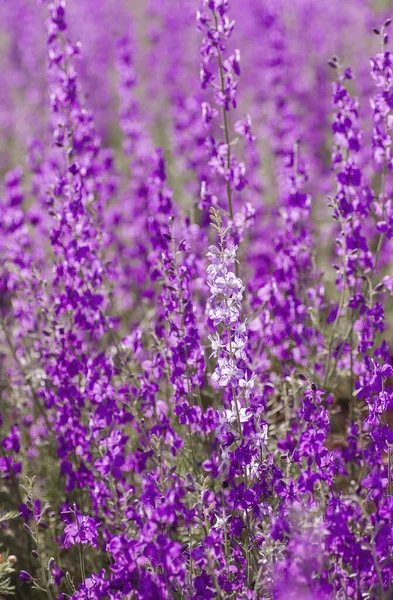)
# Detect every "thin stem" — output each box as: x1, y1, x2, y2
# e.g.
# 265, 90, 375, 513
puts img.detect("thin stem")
74, 513, 86, 585
78, 544, 86, 585
323, 214, 348, 389
213, 12, 234, 222
373, 28, 388, 273
212, 10, 240, 279
35, 530, 54, 600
